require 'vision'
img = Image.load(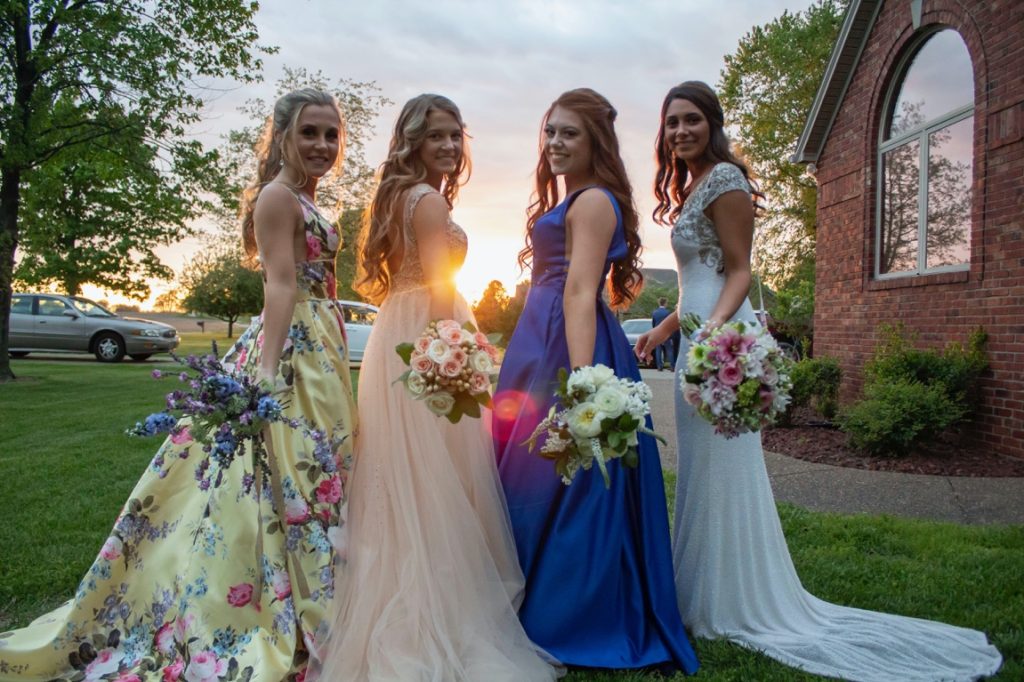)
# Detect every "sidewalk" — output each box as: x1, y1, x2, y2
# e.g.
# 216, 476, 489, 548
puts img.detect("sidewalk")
640, 368, 1024, 526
